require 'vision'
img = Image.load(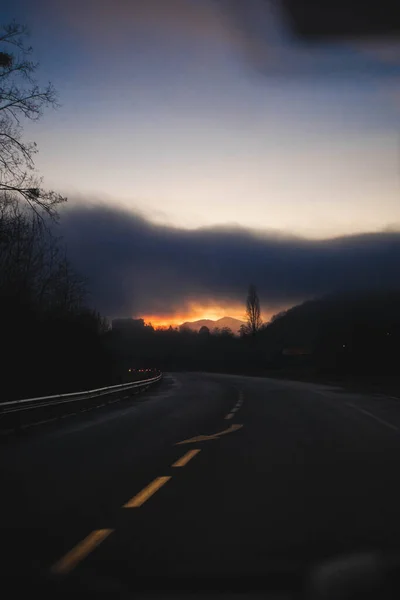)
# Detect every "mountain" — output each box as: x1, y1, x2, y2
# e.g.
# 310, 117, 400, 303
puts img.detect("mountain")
261, 289, 400, 373
181, 316, 245, 335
